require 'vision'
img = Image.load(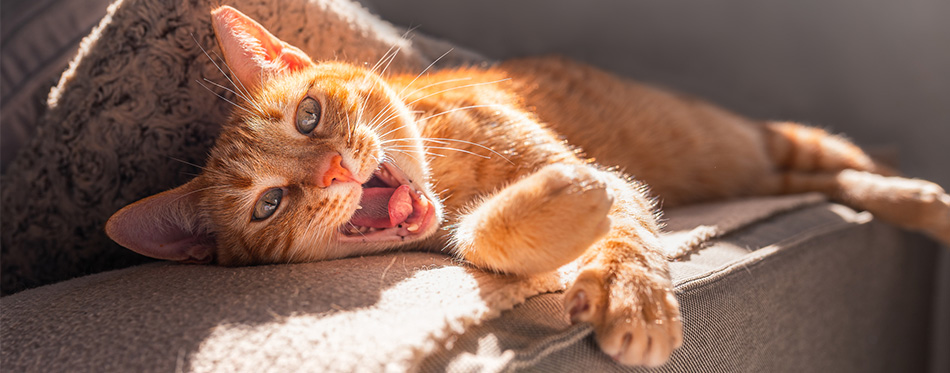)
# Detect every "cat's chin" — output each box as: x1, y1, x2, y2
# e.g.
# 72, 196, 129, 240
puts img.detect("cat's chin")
337, 161, 439, 243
